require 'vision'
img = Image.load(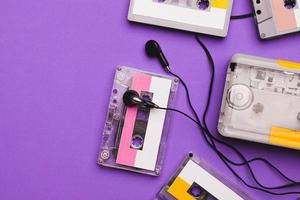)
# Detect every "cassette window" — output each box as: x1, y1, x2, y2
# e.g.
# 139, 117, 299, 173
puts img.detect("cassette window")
219, 54, 300, 150
98, 66, 178, 176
